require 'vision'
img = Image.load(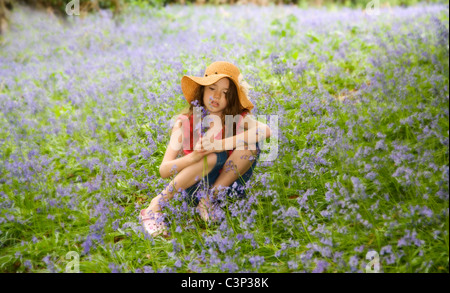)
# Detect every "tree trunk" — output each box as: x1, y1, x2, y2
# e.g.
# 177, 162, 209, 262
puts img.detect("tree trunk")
0, 0, 10, 35
314, 0, 323, 7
